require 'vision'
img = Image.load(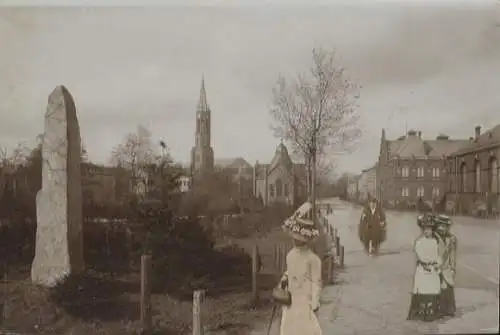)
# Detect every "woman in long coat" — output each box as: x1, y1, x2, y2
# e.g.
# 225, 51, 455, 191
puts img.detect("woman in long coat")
279, 218, 322, 335
407, 215, 442, 322
435, 214, 457, 317
358, 197, 387, 256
